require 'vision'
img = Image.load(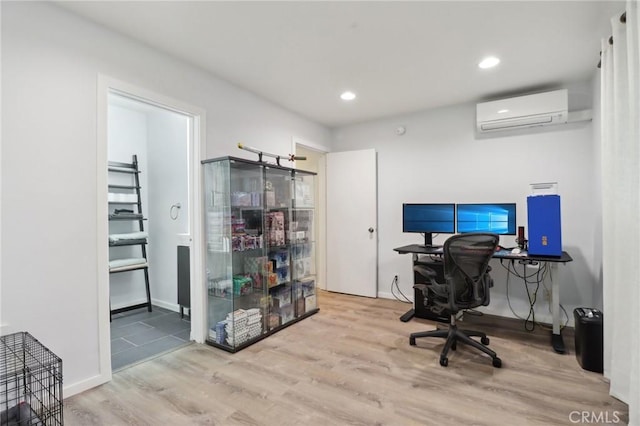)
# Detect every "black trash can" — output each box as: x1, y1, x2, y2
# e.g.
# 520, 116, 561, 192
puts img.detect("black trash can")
574, 307, 603, 373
